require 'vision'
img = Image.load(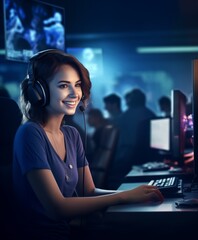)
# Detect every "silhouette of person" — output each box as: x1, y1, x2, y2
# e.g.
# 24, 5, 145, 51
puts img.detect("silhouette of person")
108, 88, 156, 189
158, 96, 171, 117
86, 108, 109, 163
103, 93, 123, 125
124, 90, 132, 110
